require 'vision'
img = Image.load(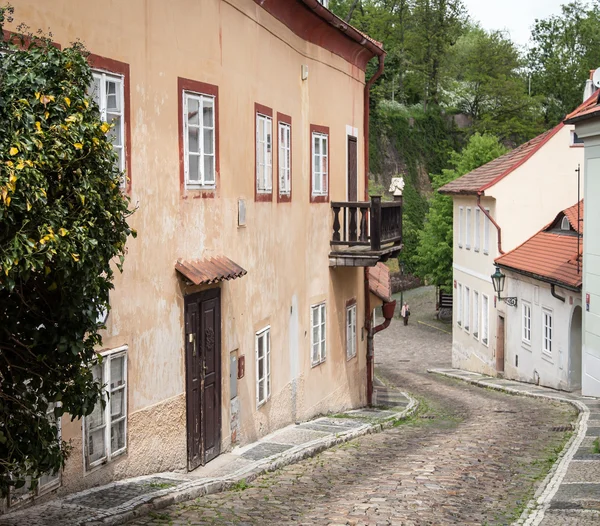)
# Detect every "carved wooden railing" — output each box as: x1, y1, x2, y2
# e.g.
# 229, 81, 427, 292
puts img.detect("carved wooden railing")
331, 196, 402, 252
